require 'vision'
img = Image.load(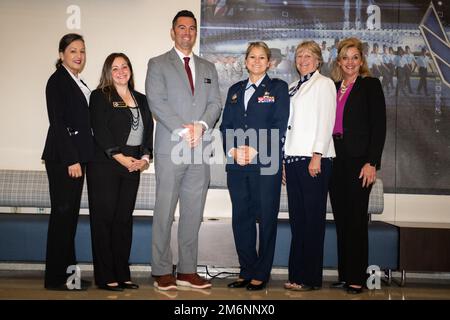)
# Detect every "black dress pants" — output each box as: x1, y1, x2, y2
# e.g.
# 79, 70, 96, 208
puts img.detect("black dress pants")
329, 138, 372, 286
87, 147, 140, 286
44, 161, 85, 288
